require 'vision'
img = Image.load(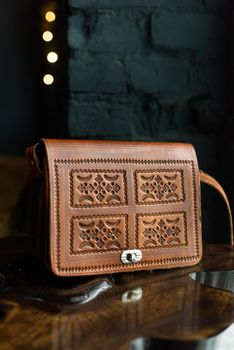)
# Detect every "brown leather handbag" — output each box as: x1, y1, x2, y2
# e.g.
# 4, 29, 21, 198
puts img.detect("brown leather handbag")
26, 139, 233, 276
